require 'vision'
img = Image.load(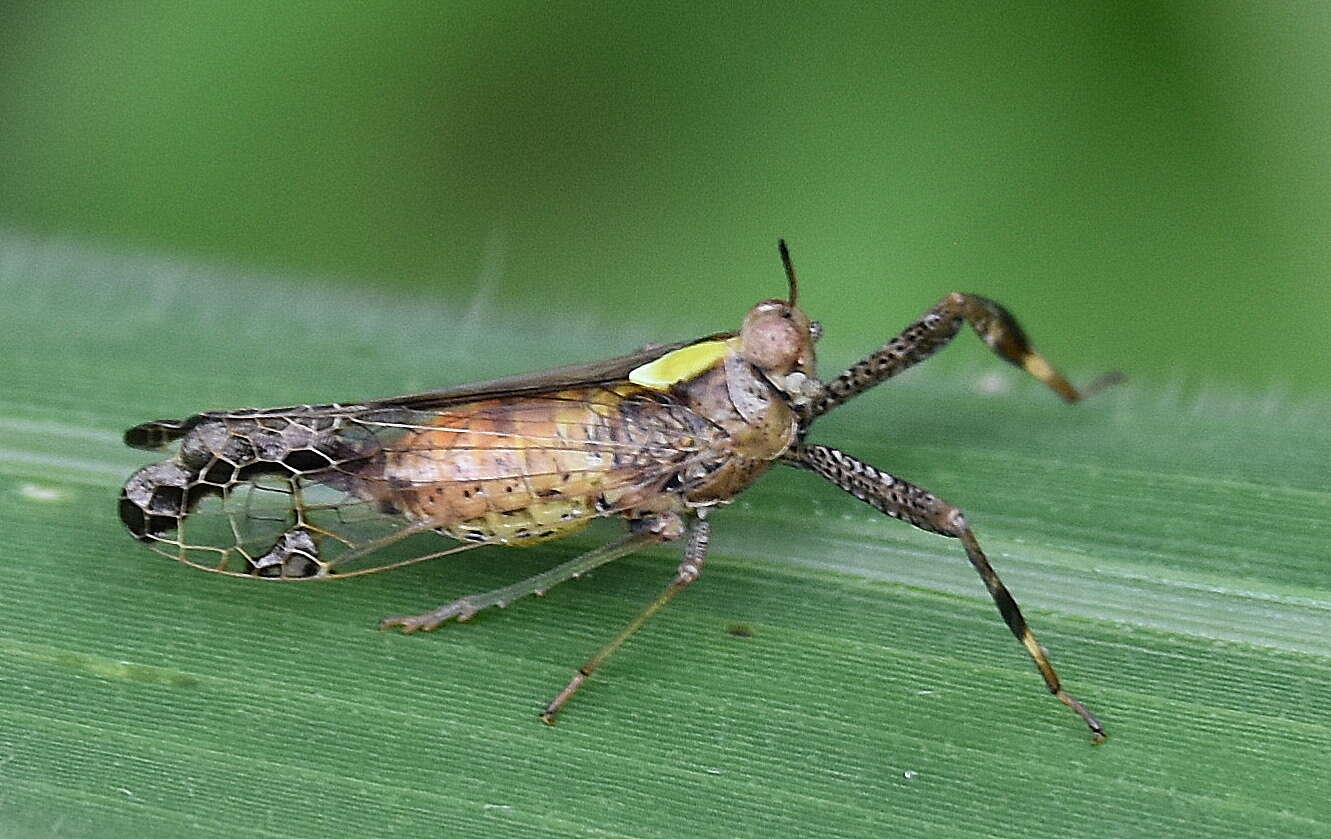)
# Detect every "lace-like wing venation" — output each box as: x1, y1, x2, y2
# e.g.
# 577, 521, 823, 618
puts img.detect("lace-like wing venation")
119, 386, 730, 578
